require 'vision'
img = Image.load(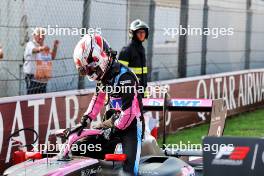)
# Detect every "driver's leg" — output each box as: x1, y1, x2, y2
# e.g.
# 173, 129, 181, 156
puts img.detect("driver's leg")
122, 118, 142, 175
72, 135, 119, 159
